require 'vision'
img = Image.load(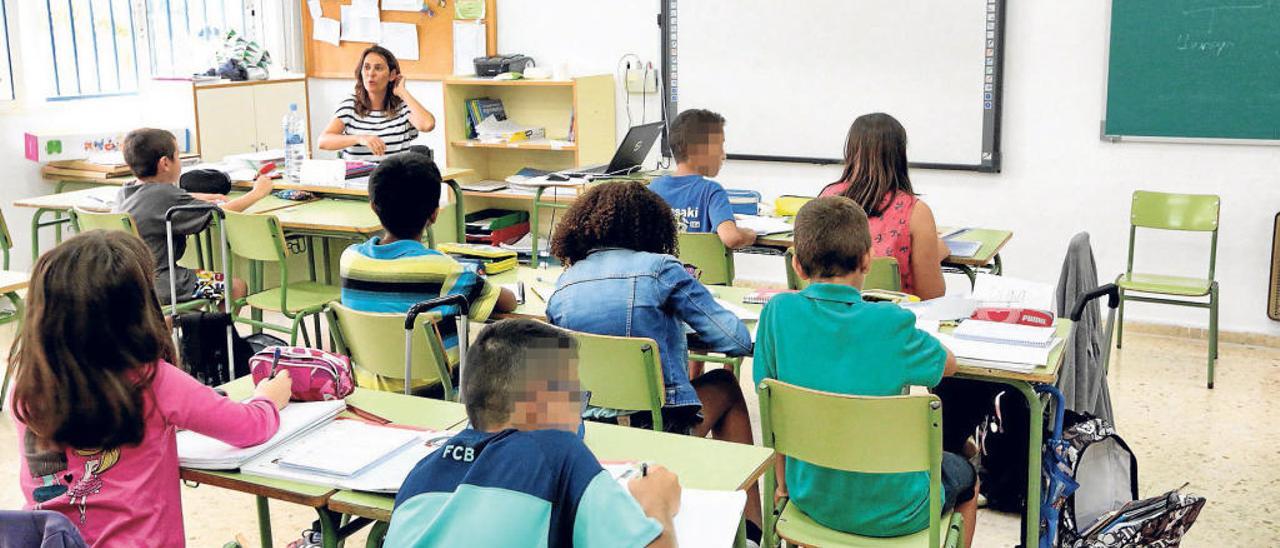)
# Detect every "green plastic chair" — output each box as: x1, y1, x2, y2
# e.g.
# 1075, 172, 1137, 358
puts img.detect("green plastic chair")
327, 302, 455, 400
223, 211, 340, 346
784, 248, 902, 292
679, 232, 735, 286
0, 209, 25, 409
70, 207, 140, 235
1115, 190, 1221, 388
757, 379, 964, 548
572, 331, 667, 432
